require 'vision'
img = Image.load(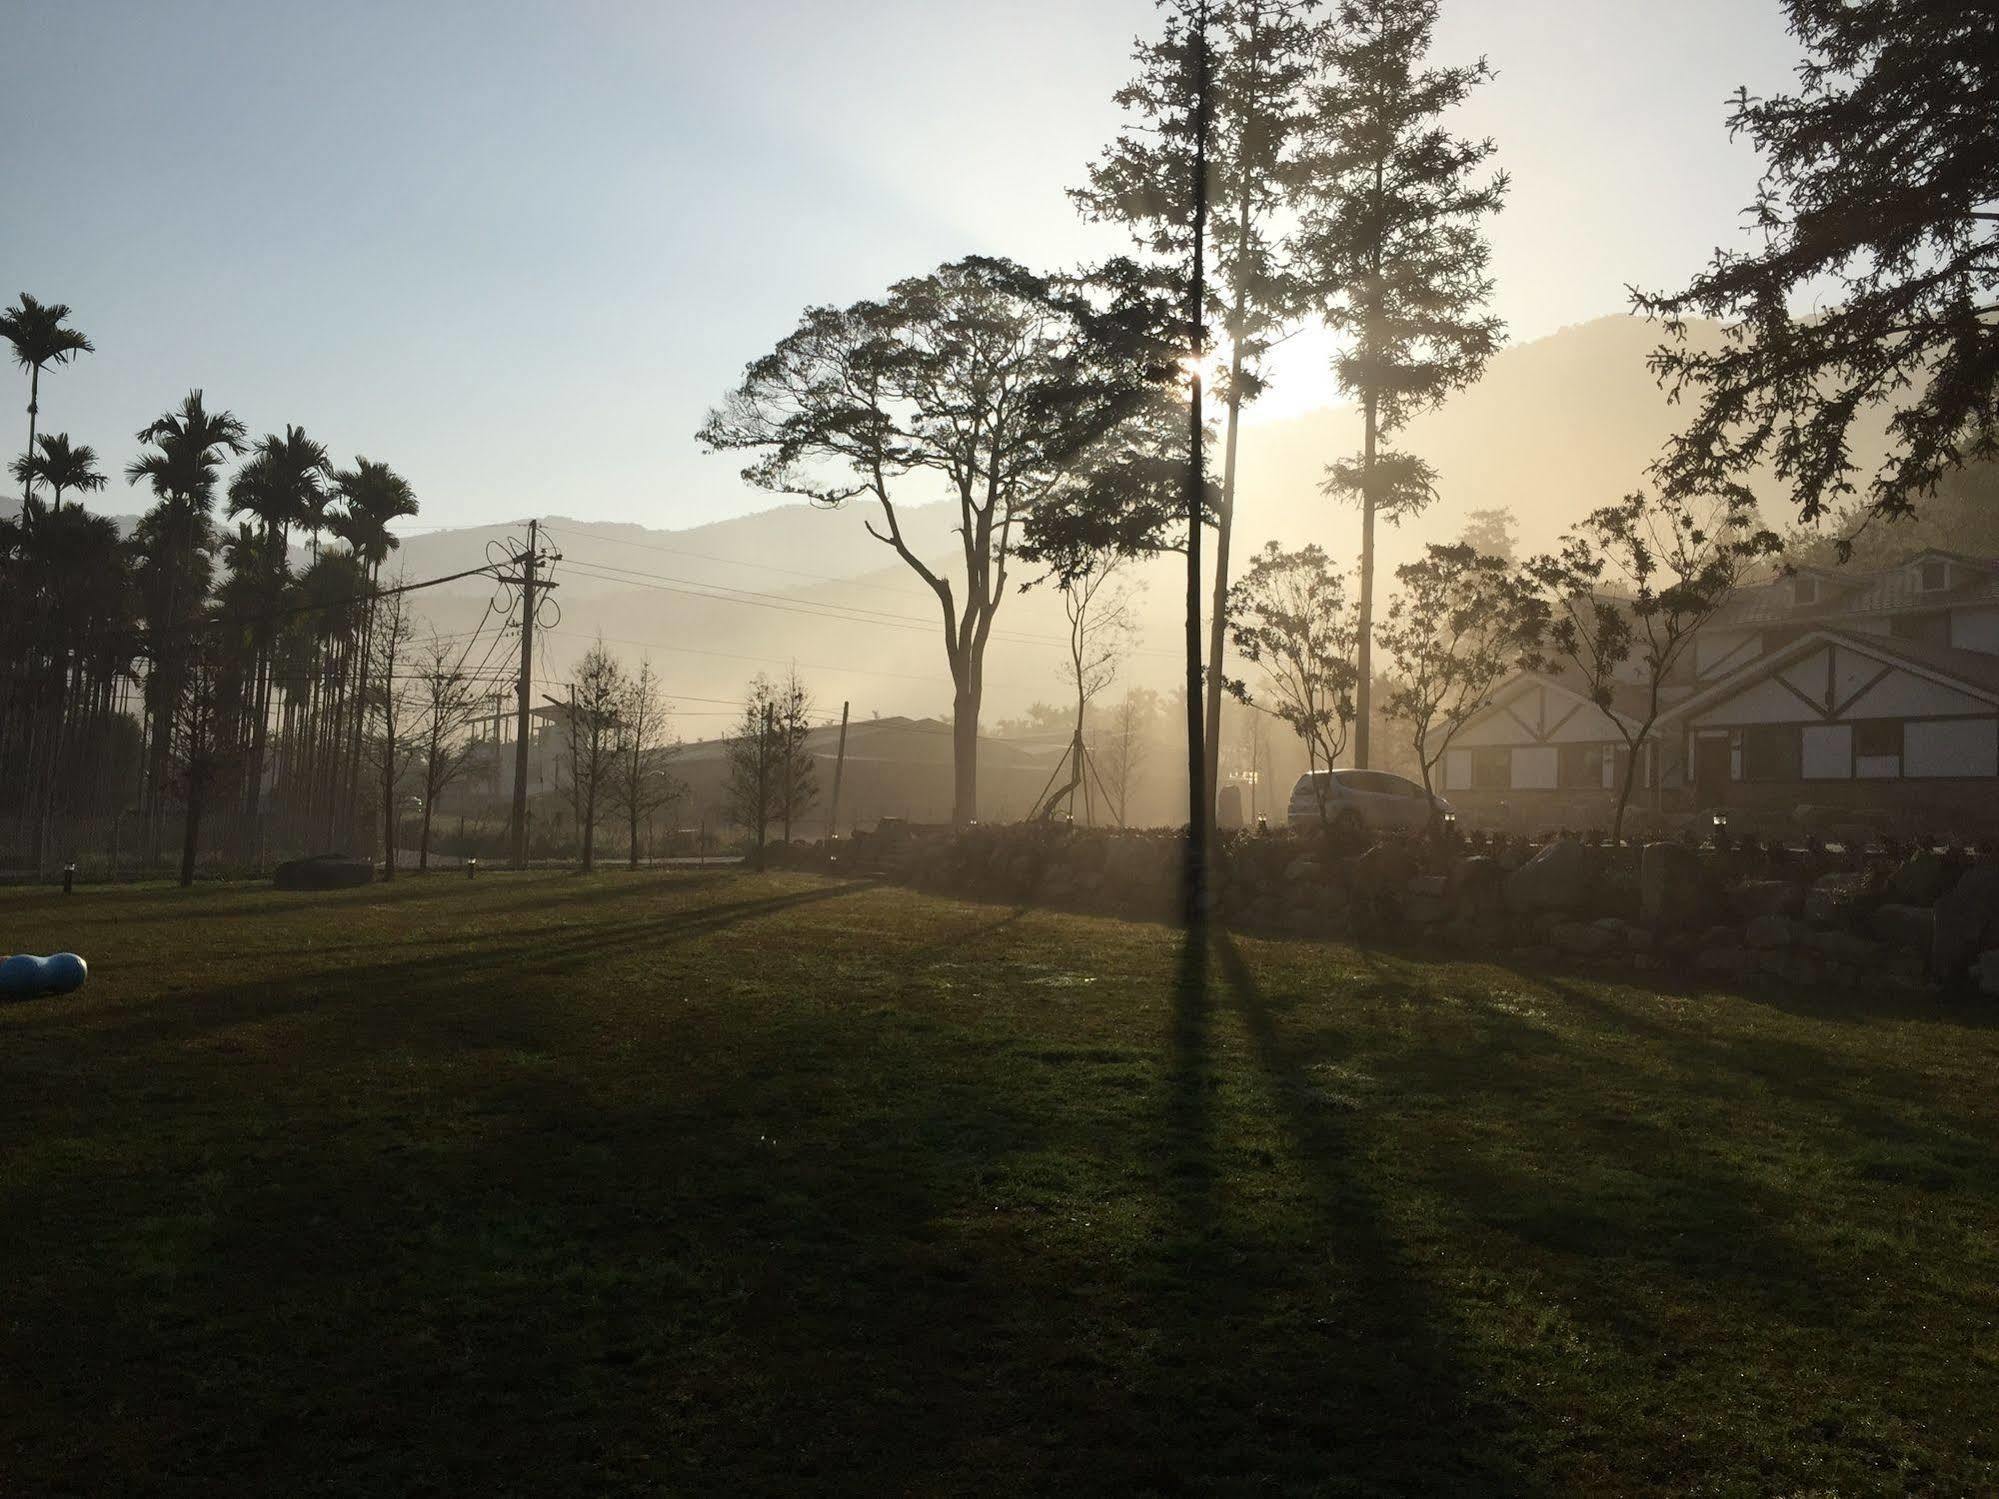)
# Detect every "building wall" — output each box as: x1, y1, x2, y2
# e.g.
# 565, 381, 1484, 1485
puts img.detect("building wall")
1953, 604, 1999, 655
